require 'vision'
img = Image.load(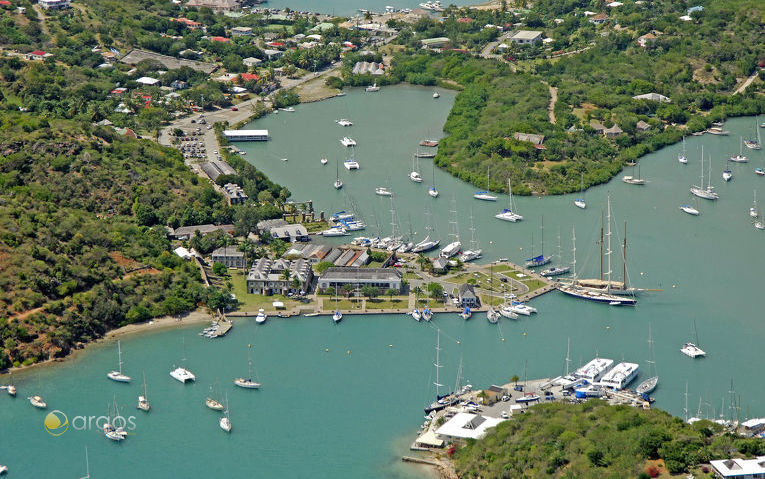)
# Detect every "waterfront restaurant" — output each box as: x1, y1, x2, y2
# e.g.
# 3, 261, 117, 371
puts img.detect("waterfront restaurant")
435, 413, 506, 442
317, 267, 403, 294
